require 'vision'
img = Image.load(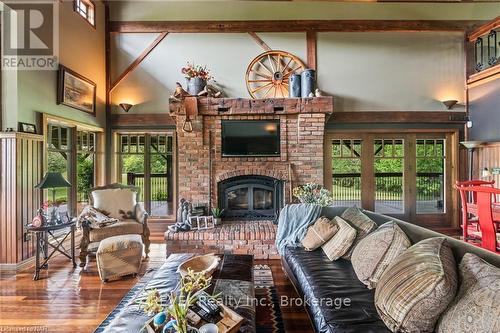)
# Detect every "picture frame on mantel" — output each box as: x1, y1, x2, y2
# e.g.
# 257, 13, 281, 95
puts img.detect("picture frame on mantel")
57, 65, 96, 116
18, 122, 37, 134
